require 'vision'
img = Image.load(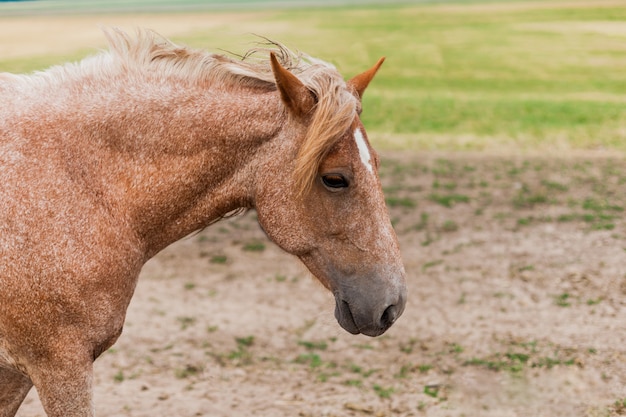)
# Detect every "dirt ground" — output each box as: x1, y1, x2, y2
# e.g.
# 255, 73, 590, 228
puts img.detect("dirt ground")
15, 151, 626, 417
